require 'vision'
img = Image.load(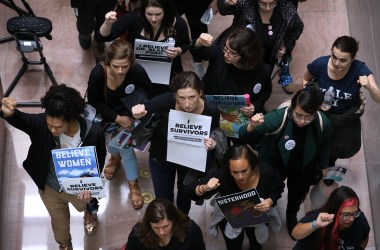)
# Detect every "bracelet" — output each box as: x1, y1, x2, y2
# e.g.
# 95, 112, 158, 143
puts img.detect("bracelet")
311, 220, 318, 230
197, 185, 204, 195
